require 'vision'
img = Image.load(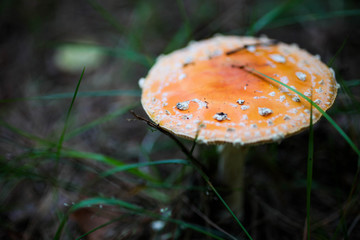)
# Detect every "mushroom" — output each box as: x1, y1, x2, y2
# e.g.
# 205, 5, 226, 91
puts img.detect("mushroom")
140, 35, 338, 216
